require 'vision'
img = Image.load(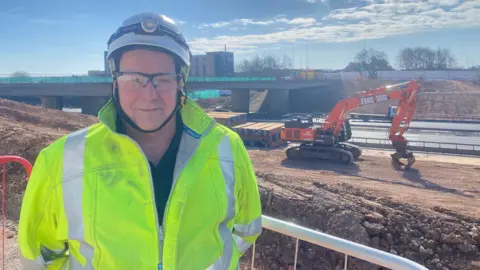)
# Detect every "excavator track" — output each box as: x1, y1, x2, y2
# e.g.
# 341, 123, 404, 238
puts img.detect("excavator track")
338, 142, 362, 159
286, 144, 355, 164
